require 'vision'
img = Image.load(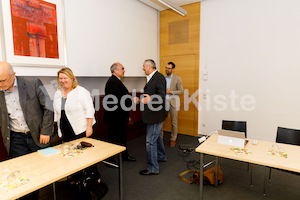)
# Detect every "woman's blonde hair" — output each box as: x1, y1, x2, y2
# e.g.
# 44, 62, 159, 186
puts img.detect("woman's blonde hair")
57, 67, 78, 89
